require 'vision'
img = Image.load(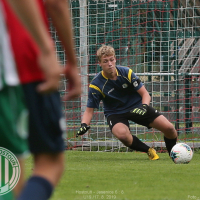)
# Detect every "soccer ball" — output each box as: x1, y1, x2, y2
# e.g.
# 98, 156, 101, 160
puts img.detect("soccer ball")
170, 143, 193, 164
